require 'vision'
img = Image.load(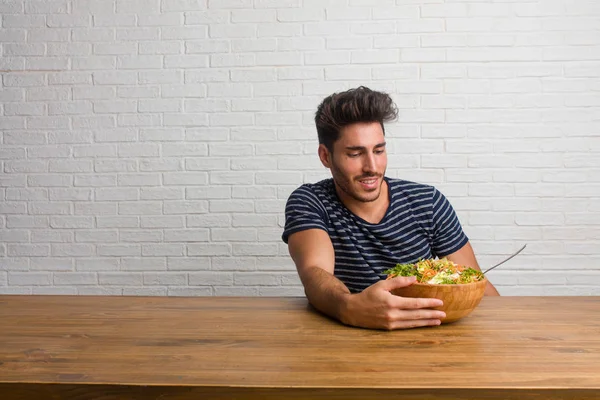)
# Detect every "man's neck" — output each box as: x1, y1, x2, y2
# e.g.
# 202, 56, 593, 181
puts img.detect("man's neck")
335, 179, 390, 224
